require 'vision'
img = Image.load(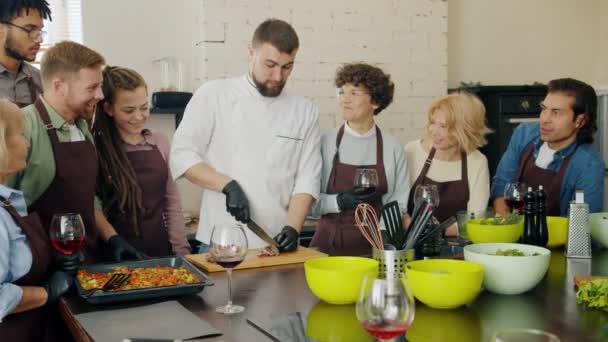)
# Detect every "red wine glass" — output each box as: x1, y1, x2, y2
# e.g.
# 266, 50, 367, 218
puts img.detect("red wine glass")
209, 223, 248, 314
504, 182, 526, 213
49, 213, 85, 255
354, 168, 379, 195
356, 272, 415, 341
